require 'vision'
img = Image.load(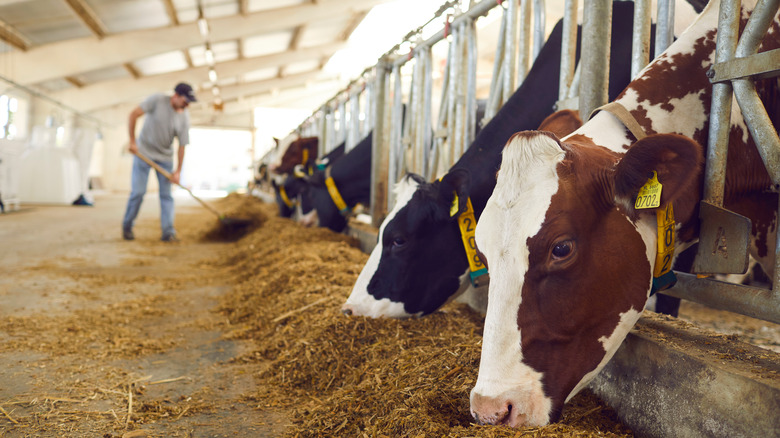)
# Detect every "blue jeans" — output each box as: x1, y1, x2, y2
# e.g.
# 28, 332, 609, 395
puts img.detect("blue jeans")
122, 156, 175, 238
